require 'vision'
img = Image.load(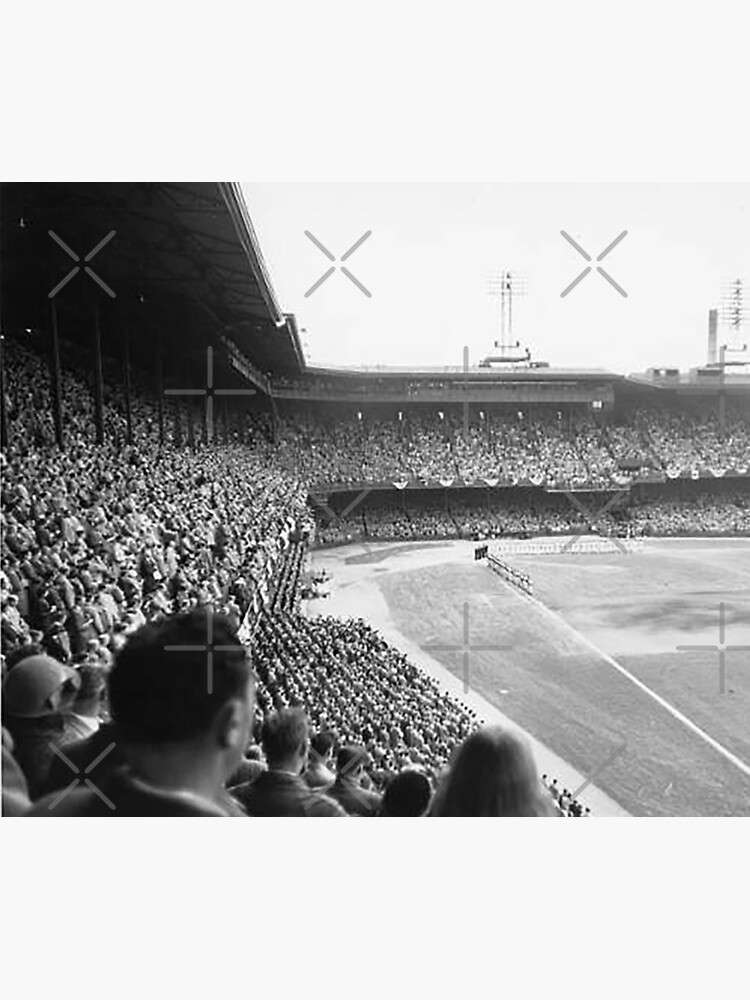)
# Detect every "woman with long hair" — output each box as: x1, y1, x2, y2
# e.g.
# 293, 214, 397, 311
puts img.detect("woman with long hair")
431, 725, 558, 817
